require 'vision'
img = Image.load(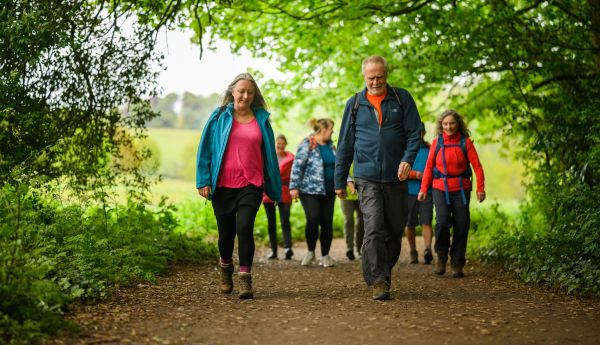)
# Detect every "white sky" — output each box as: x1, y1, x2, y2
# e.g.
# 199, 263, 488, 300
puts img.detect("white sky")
155, 28, 282, 96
